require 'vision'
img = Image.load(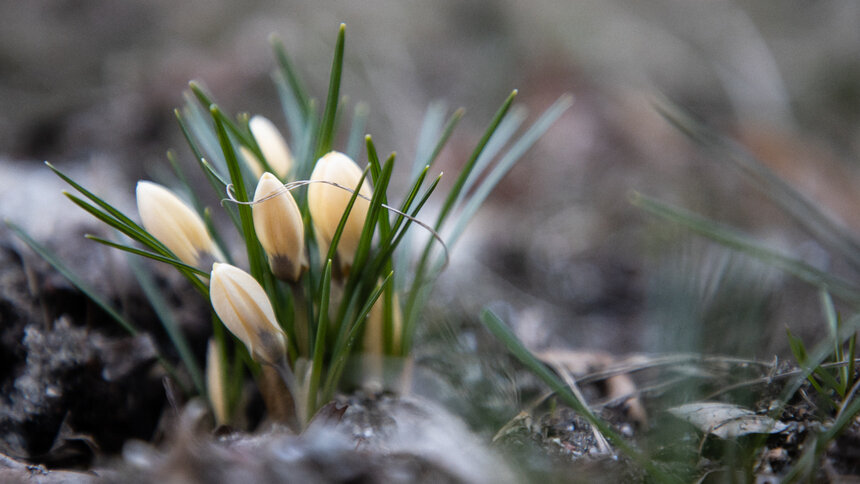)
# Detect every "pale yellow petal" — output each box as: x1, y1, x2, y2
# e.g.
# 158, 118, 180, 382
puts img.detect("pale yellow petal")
239, 146, 265, 180
253, 172, 307, 281
206, 339, 229, 425
136, 181, 215, 265
249, 115, 293, 179
307, 151, 372, 270
210, 263, 286, 364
